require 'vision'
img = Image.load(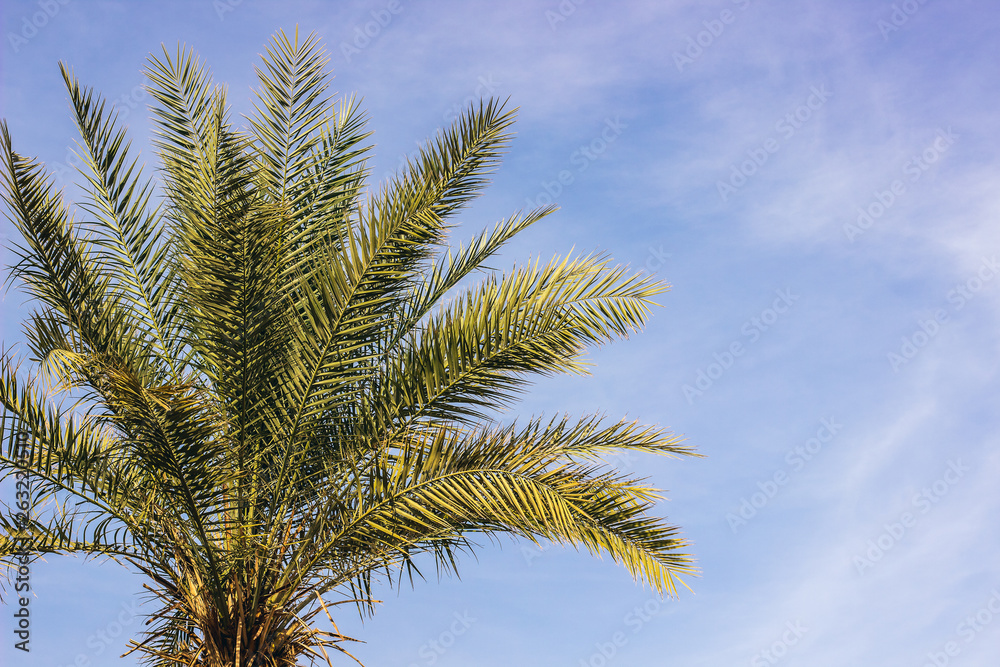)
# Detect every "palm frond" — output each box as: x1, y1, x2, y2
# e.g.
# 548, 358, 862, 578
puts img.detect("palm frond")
382, 253, 667, 429
61, 63, 181, 380
293, 417, 695, 601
